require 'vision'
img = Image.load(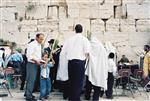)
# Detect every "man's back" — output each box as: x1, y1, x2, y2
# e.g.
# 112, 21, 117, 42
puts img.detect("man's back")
66, 33, 90, 61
